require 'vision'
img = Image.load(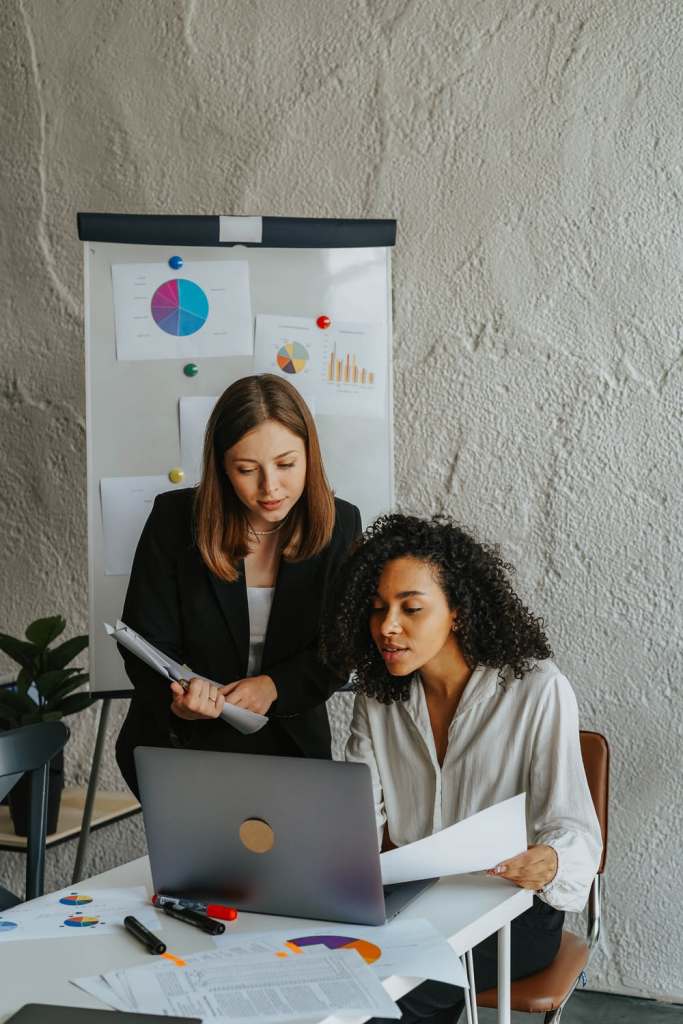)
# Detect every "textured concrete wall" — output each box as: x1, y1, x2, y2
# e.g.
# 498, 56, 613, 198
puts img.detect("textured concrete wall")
1, 0, 681, 1001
